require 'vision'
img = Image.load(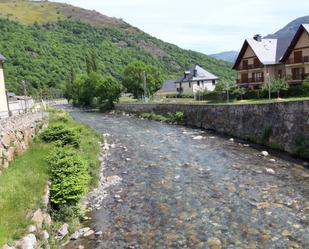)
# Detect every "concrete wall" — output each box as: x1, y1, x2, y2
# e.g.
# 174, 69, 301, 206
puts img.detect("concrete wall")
0, 63, 8, 118
0, 112, 46, 171
116, 101, 309, 157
